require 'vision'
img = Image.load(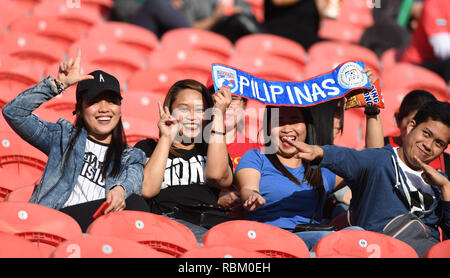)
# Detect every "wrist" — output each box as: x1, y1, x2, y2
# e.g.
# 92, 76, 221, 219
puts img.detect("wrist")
364, 106, 380, 116
53, 77, 66, 94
